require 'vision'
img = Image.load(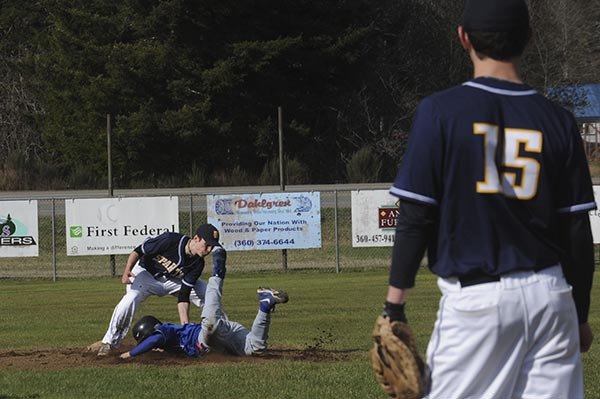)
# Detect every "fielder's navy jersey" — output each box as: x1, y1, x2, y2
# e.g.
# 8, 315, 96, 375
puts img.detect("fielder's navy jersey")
391, 77, 596, 278
130, 322, 204, 357
135, 232, 205, 287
